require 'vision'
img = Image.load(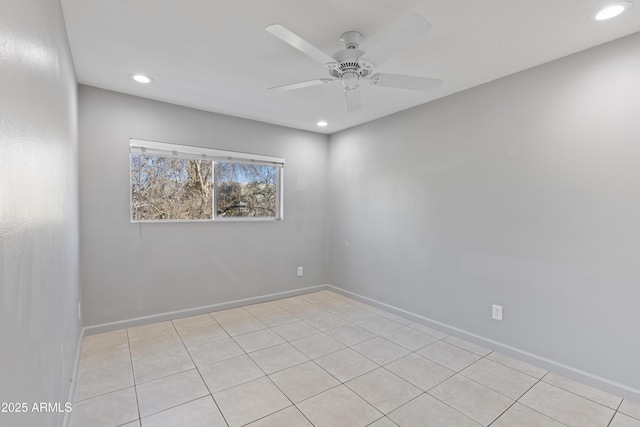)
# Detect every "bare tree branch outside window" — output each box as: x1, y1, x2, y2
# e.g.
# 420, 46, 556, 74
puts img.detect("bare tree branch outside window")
130, 154, 279, 221
216, 162, 277, 217
130, 154, 213, 220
